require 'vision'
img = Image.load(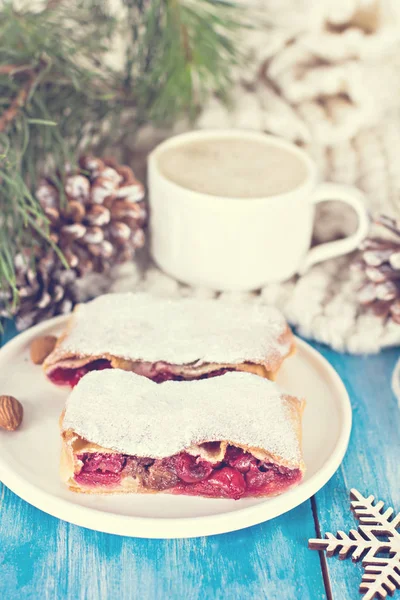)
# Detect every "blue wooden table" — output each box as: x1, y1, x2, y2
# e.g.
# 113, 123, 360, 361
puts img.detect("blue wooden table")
0, 321, 399, 600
